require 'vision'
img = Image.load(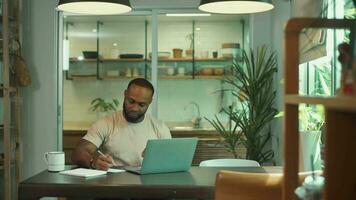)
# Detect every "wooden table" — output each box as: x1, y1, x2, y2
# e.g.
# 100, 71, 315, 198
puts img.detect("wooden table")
18, 166, 281, 200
